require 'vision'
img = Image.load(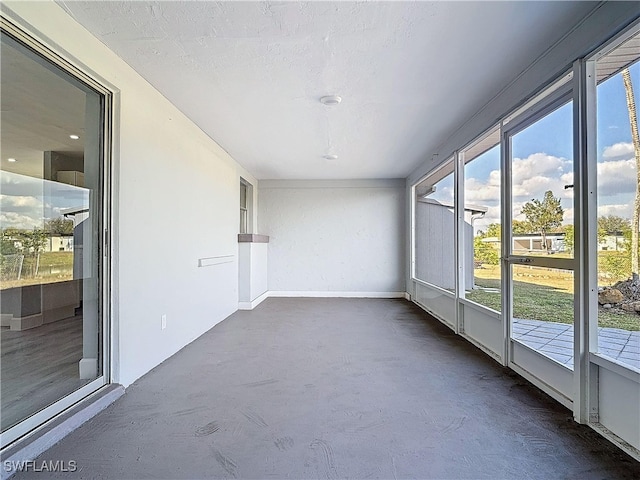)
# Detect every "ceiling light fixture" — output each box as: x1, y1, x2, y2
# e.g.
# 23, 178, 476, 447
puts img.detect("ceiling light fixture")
69, 134, 79, 140
320, 95, 342, 106
7, 158, 16, 162
323, 154, 338, 160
